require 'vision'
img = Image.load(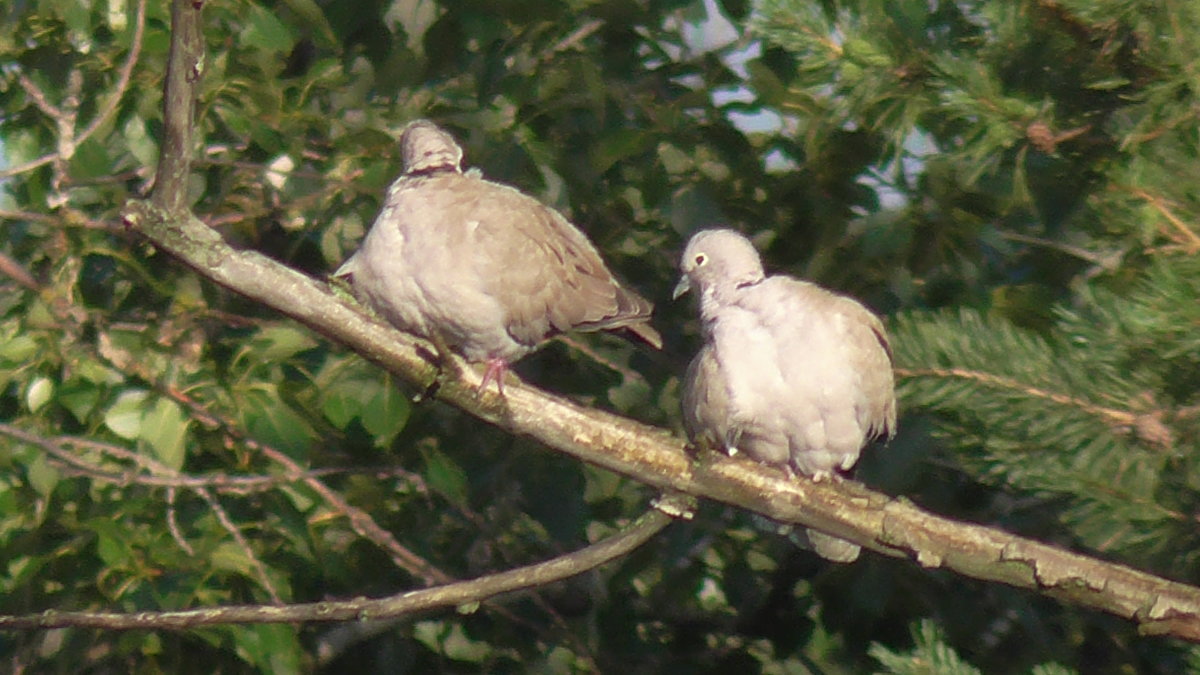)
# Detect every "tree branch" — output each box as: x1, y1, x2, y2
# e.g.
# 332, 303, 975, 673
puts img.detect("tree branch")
159, 387, 453, 586
151, 0, 204, 214
111, 197, 1200, 642
0, 498, 683, 630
